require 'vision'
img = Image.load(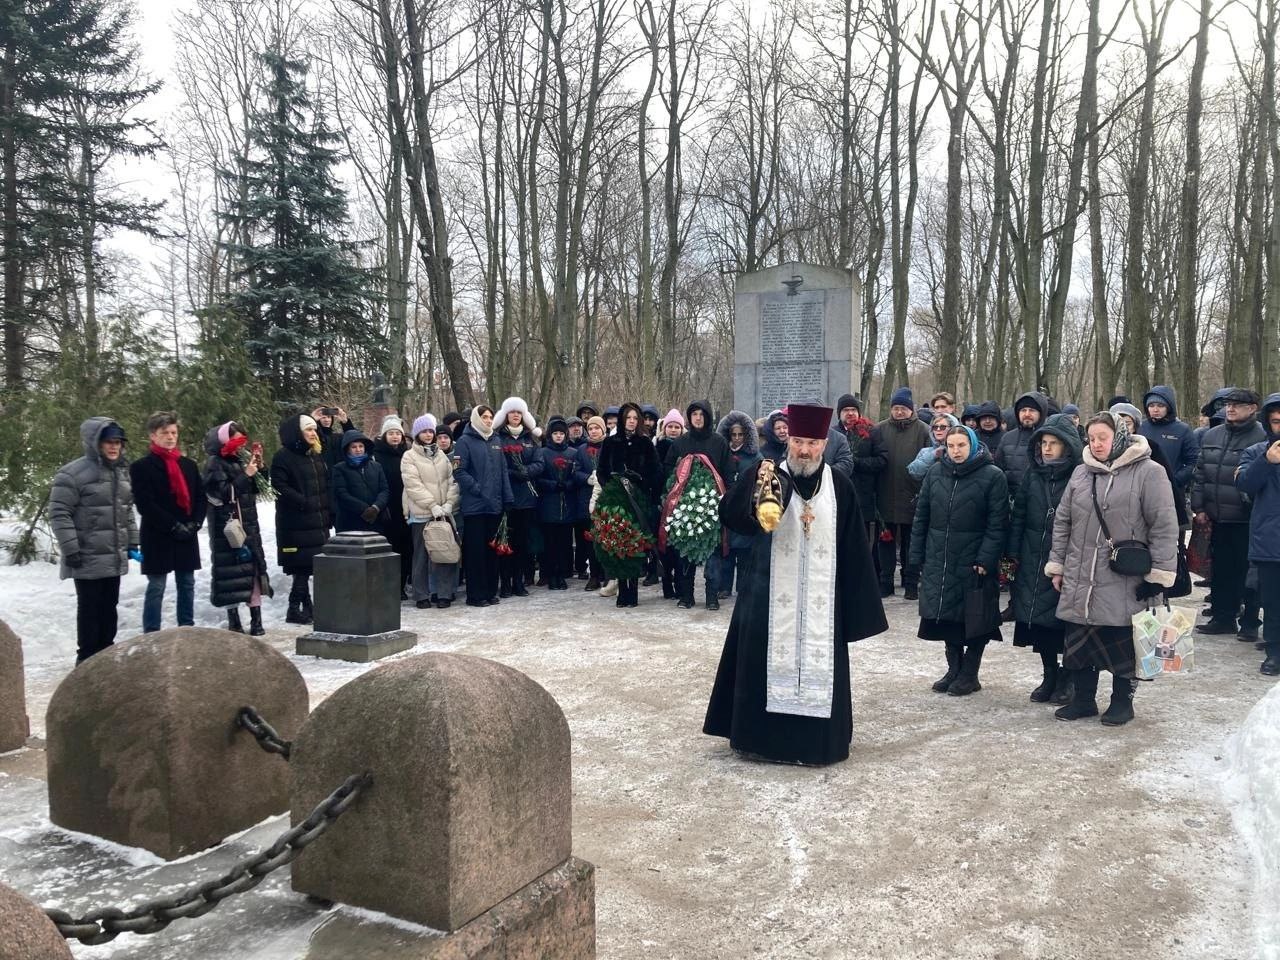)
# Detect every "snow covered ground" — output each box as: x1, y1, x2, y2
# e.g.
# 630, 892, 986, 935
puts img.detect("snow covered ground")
1, 512, 1275, 959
